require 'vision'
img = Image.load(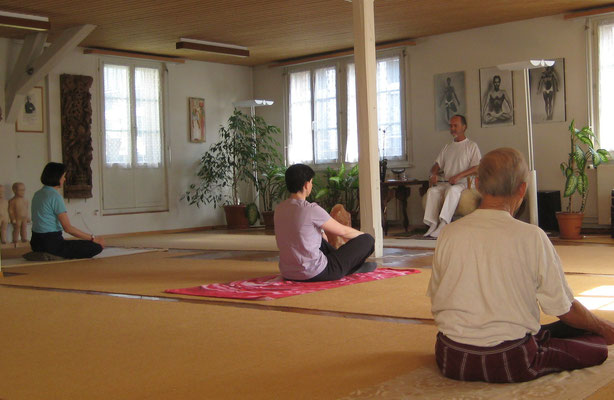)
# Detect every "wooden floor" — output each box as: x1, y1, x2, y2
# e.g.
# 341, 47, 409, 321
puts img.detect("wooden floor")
1, 226, 614, 399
